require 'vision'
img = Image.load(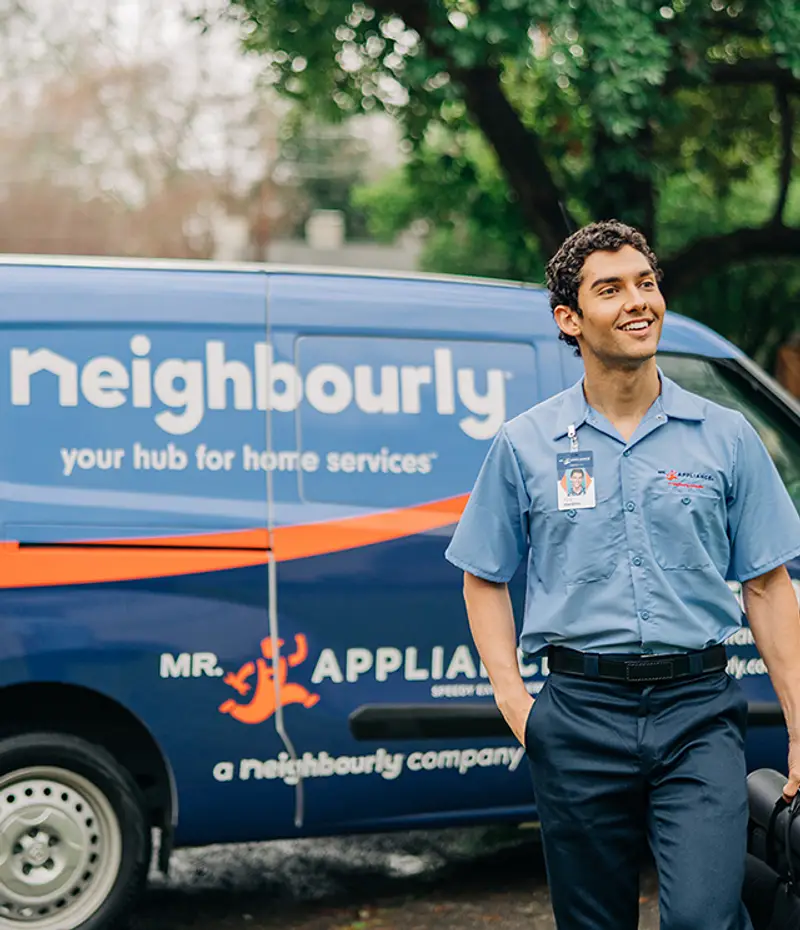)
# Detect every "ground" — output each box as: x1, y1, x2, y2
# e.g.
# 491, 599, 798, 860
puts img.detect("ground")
131, 826, 661, 929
